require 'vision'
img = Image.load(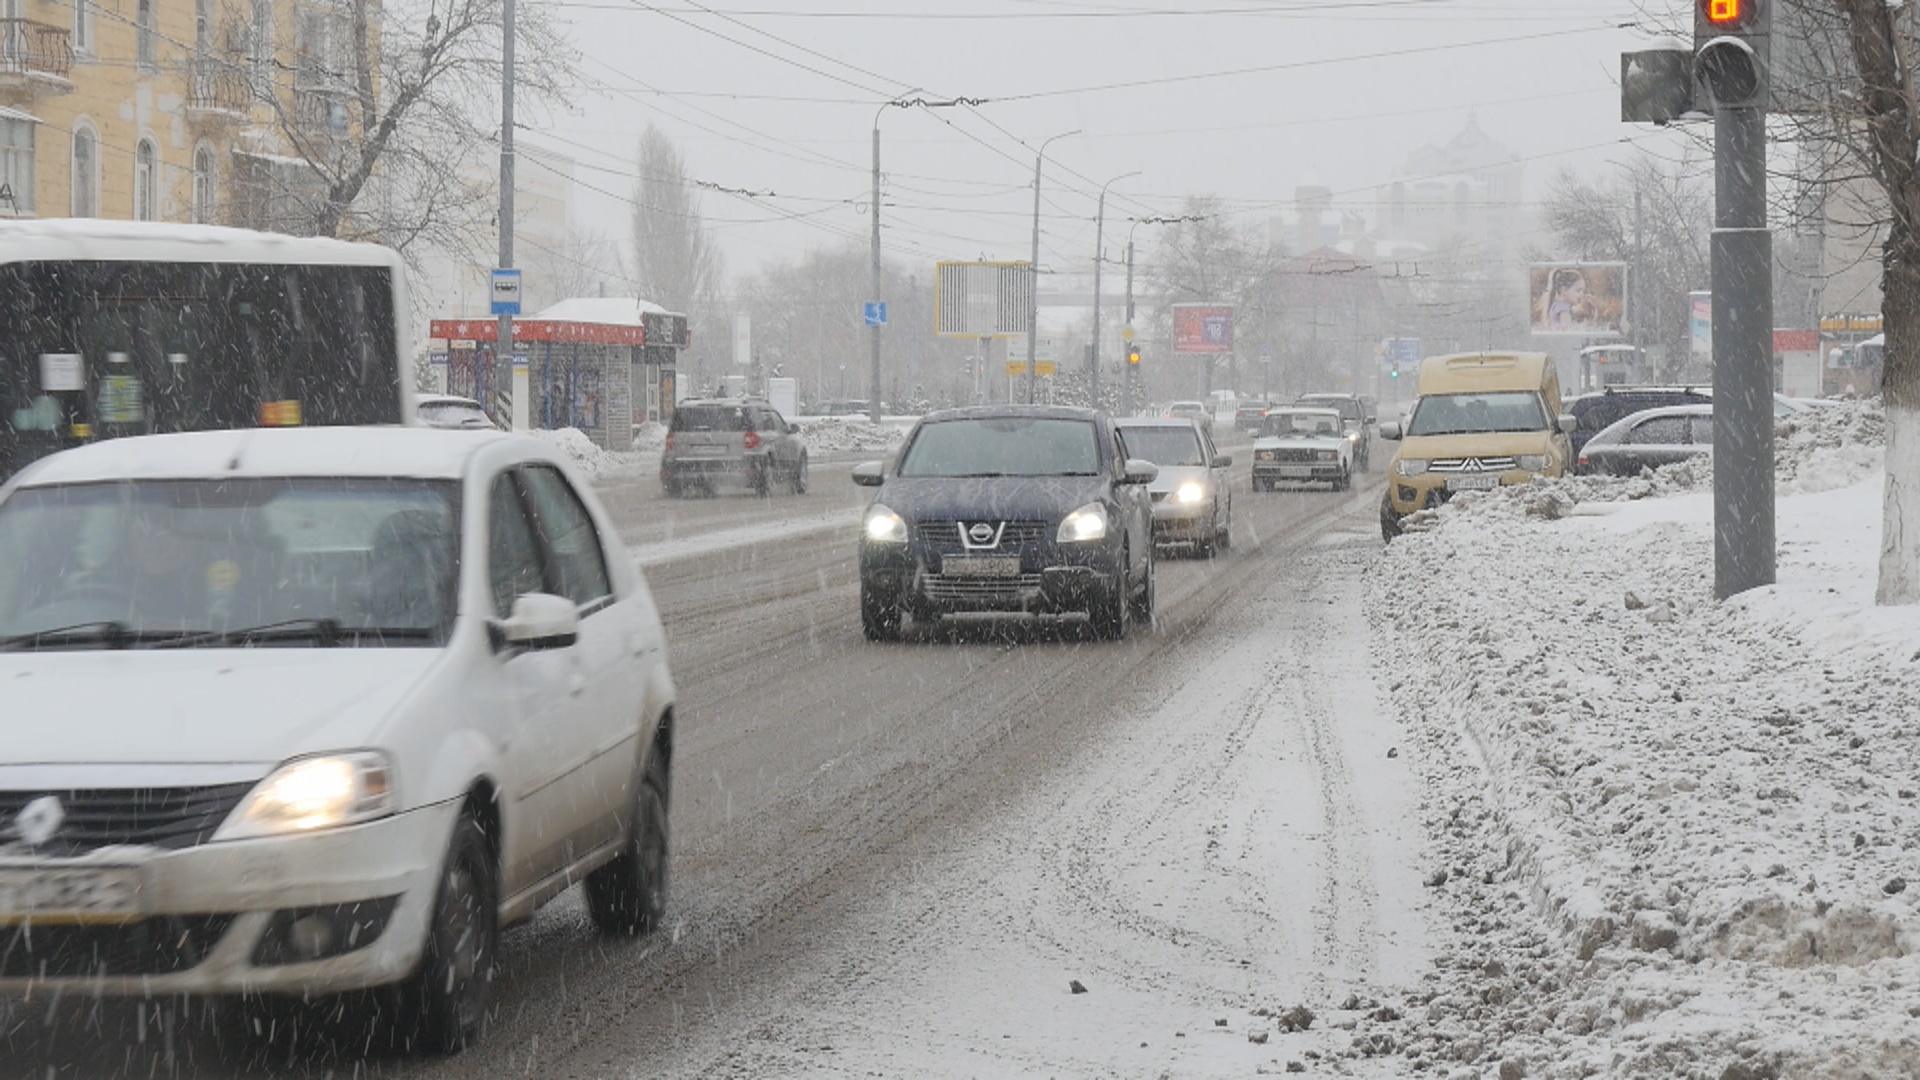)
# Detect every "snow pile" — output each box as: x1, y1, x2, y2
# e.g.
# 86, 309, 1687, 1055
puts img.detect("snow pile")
1360, 407, 1920, 1076
631, 421, 667, 453
527, 427, 652, 479
795, 417, 906, 453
